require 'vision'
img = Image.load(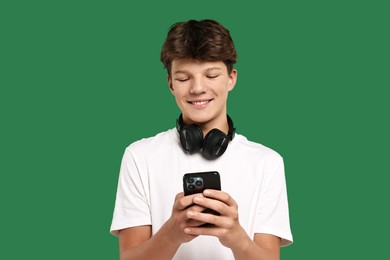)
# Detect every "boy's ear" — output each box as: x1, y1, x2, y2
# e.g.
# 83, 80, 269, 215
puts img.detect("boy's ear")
228, 69, 238, 91
167, 75, 174, 93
